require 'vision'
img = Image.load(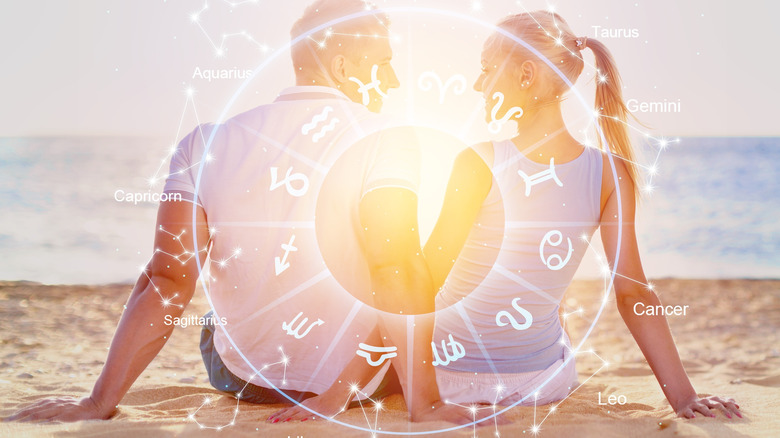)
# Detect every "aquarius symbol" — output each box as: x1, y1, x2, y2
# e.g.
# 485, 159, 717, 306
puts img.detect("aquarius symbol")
301, 106, 340, 143
517, 157, 563, 197
539, 230, 573, 271
274, 234, 297, 275
282, 311, 324, 339
488, 91, 524, 134
495, 297, 533, 331
348, 64, 388, 106
356, 343, 397, 367
431, 334, 466, 367
417, 71, 467, 104
269, 166, 309, 197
